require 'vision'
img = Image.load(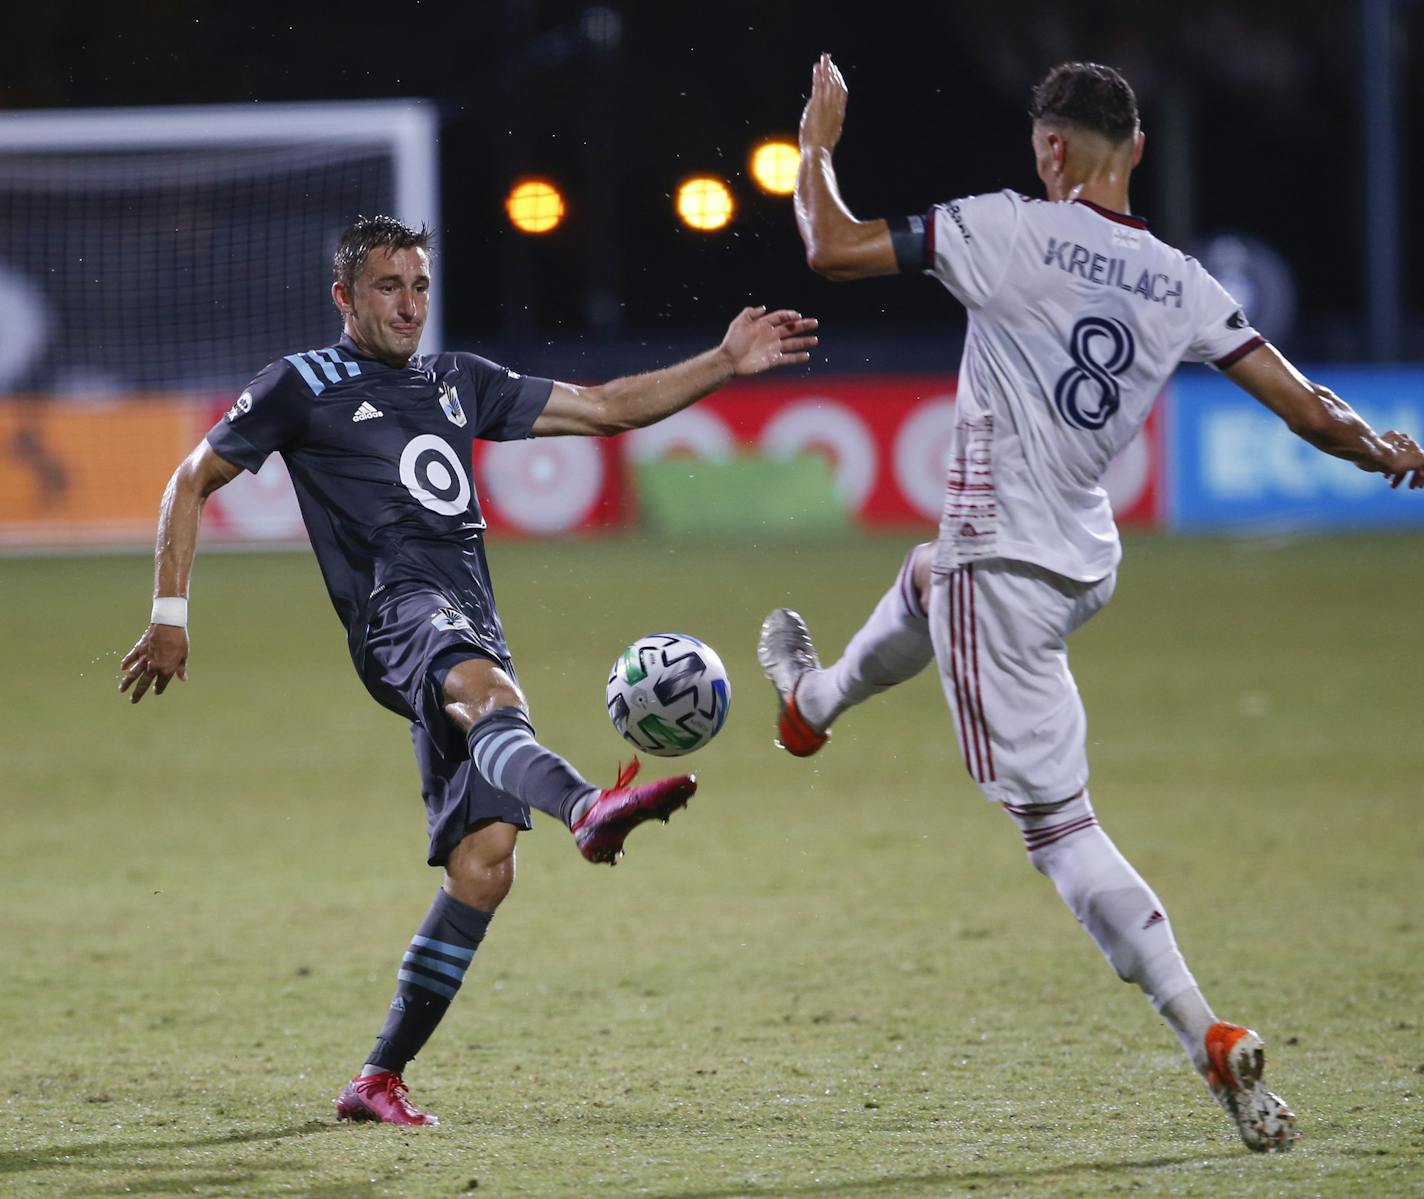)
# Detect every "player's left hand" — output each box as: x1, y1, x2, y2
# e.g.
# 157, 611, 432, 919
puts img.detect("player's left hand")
721, 306, 819, 376
800, 53, 849, 151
